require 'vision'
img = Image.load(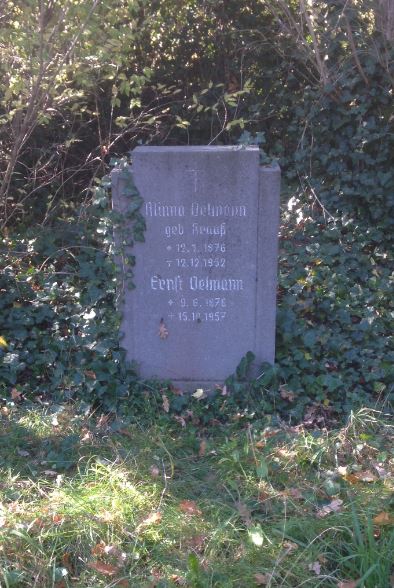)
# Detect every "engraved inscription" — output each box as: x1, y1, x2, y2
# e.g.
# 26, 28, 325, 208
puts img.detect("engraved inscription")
146, 199, 248, 325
